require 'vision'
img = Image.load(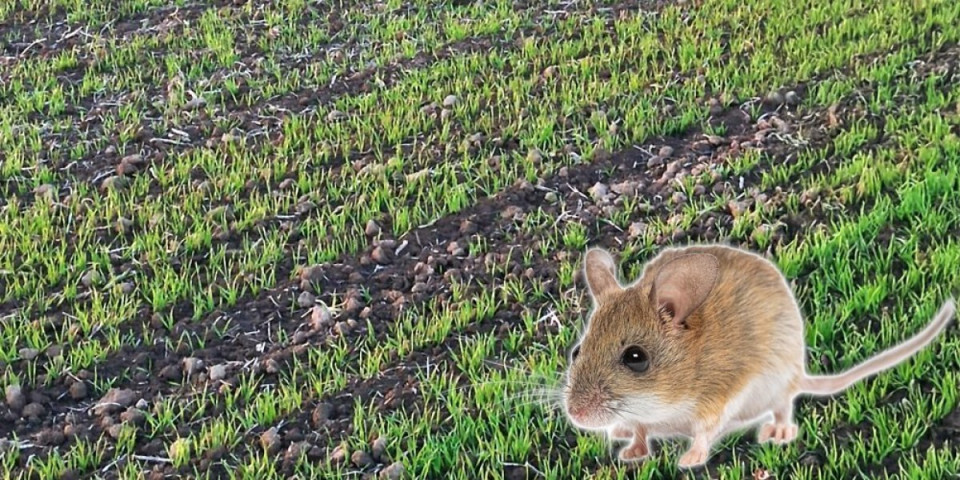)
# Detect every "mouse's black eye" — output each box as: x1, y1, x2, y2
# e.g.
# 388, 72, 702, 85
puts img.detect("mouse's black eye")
621, 346, 650, 373
571, 345, 581, 361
